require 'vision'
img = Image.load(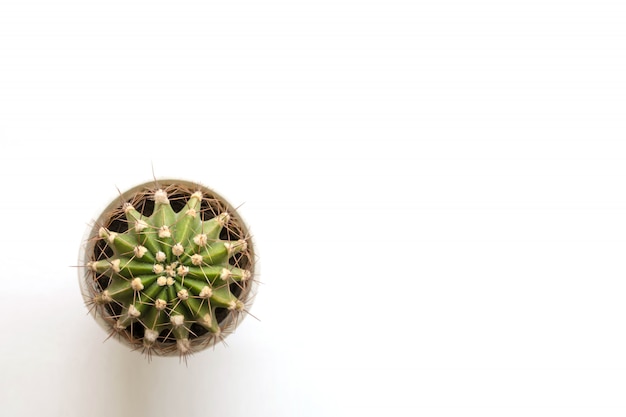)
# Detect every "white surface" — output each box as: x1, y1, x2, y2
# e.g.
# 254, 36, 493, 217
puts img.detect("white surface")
1, 0, 625, 416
